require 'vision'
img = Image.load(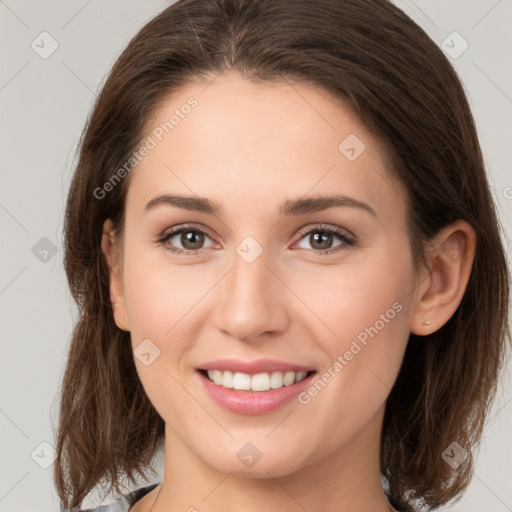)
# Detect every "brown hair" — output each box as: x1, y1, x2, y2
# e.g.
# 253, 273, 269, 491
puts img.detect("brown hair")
53, 0, 511, 510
